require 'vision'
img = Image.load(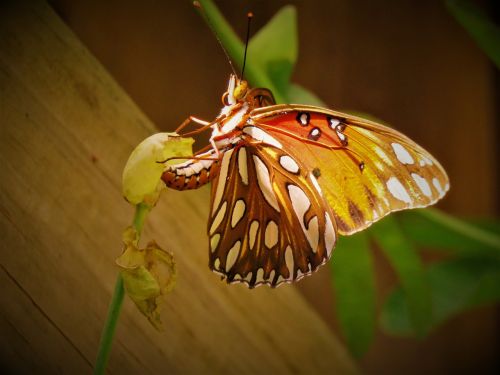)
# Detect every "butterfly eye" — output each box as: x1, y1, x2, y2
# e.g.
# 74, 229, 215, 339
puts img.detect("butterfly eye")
233, 81, 248, 100
222, 92, 231, 106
